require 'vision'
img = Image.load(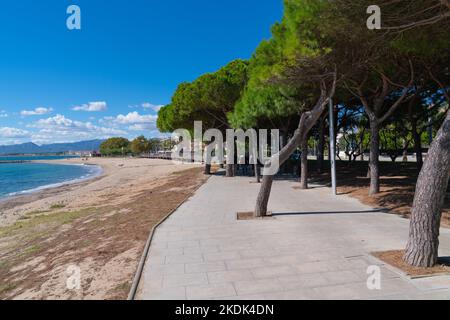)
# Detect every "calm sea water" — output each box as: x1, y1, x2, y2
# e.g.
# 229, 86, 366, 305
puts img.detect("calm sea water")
0, 155, 79, 162
0, 156, 102, 199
